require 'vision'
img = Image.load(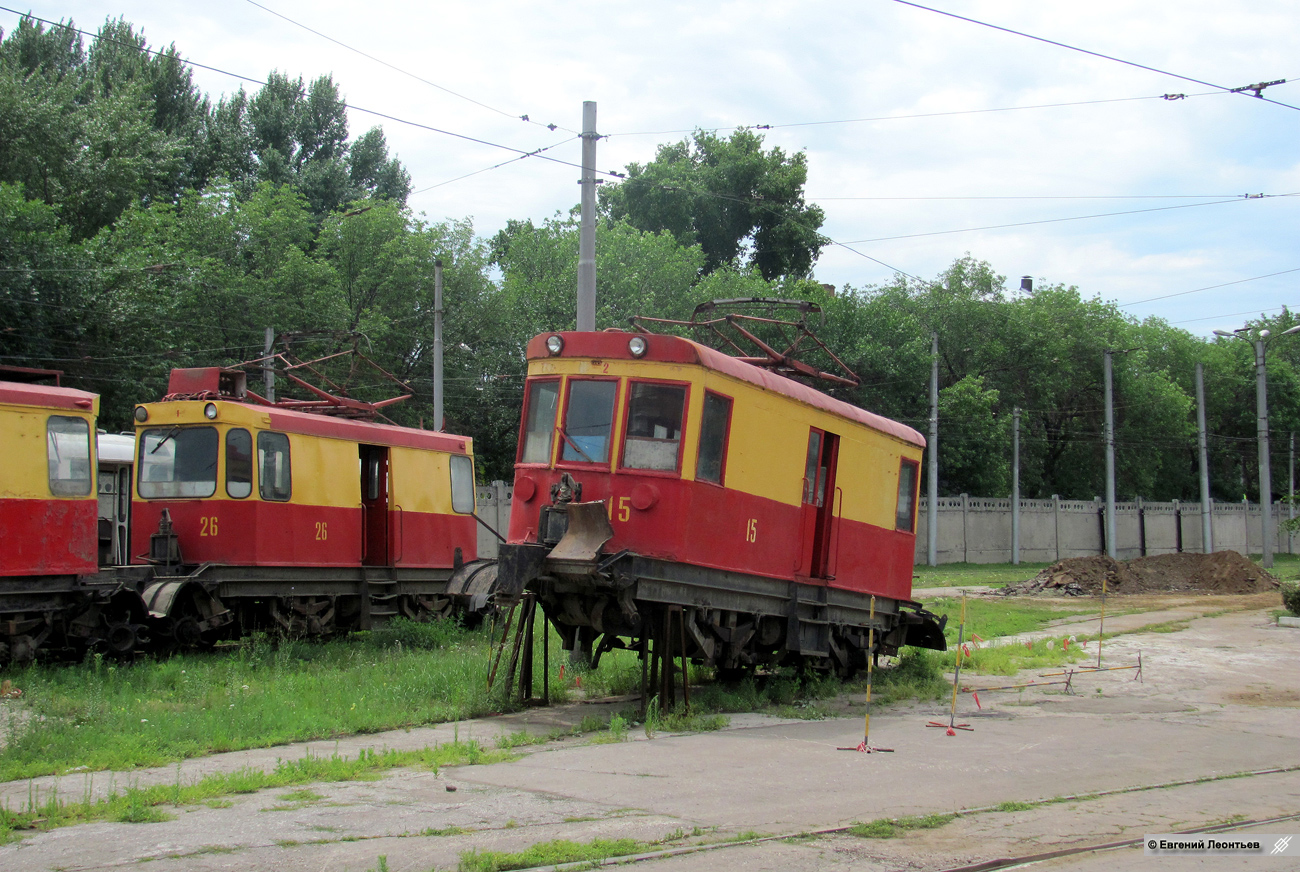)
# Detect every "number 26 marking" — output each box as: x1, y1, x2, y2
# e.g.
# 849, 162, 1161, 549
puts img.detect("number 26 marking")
199, 516, 218, 537
315, 521, 328, 541
745, 518, 757, 543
